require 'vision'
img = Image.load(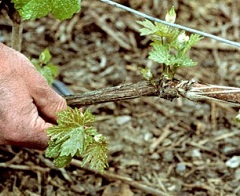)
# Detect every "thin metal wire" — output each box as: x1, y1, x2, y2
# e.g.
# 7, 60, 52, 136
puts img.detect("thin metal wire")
101, 0, 240, 49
